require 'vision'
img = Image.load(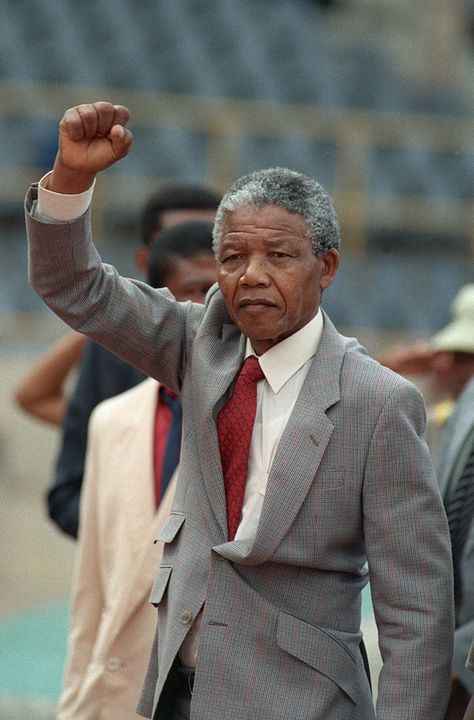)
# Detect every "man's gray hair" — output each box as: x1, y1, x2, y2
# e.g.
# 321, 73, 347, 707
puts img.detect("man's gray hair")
212, 167, 340, 257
